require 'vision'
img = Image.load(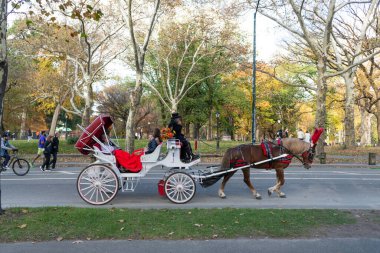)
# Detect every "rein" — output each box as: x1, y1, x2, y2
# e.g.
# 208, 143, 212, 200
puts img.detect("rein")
268, 140, 311, 167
